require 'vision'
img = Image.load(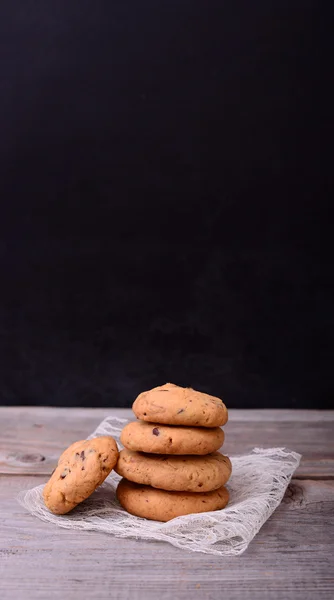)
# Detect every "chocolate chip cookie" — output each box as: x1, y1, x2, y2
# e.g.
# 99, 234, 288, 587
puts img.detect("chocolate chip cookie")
120, 420, 225, 455
132, 383, 228, 427
43, 436, 119, 514
116, 478, 229, 521
115, 449, 232, 492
